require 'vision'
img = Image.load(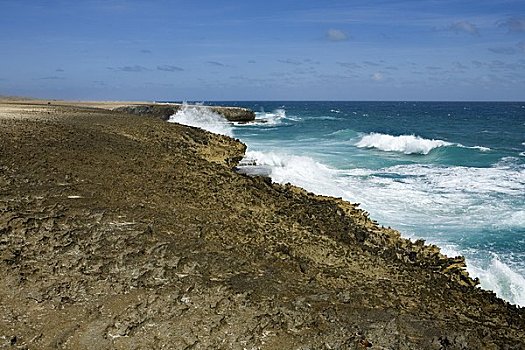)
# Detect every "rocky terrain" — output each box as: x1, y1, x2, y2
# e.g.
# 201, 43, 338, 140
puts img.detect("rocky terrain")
114, 104, 256, 122
0, 101, 524, 349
